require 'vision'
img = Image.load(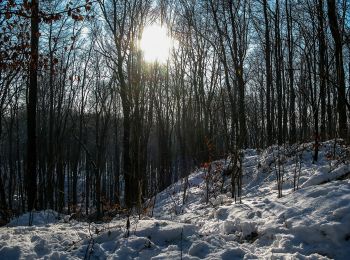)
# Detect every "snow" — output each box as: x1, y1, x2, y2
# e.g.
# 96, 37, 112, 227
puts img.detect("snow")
1, 140, 350, 259
8, 210, 62, 227
301, 164, 350, 188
